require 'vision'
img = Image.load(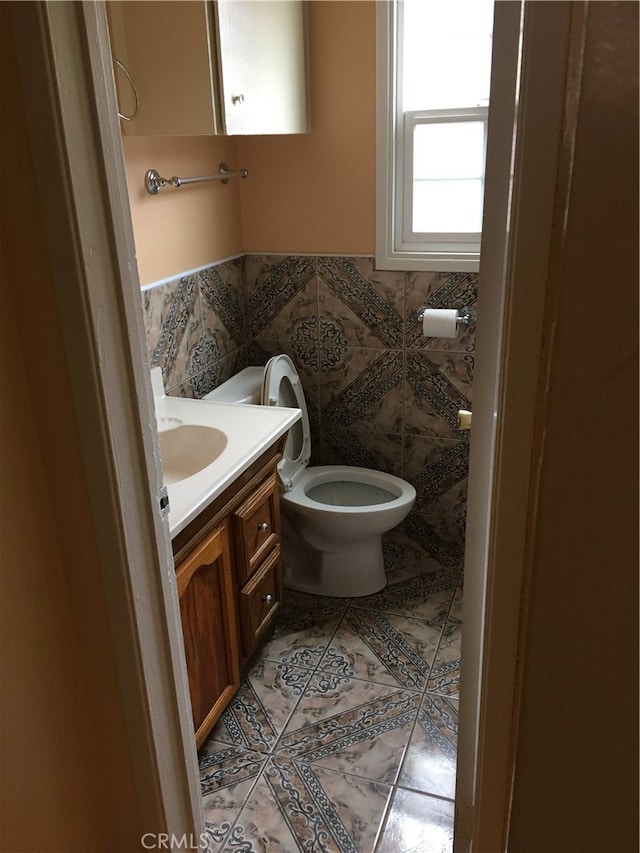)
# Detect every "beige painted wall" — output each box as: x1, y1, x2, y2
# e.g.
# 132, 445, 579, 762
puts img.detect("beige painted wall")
0, 256, 122, 852
0, 12, 143, 850
237, 0, 376, 254
124, 135, 244, 285
508, 3, 638, 850
121, 1, 376, 284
